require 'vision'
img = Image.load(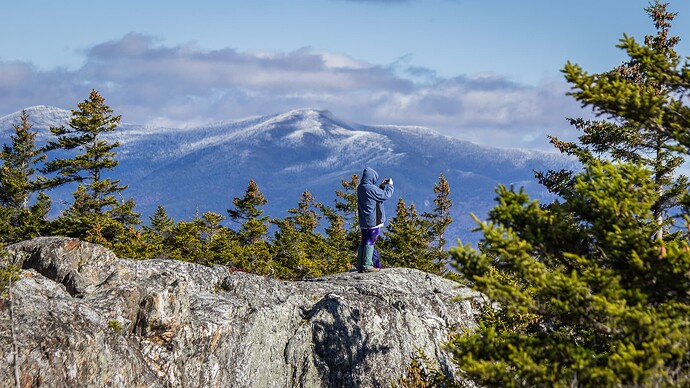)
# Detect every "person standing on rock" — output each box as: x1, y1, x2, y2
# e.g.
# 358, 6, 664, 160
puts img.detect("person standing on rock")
357, 167, 394, 273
